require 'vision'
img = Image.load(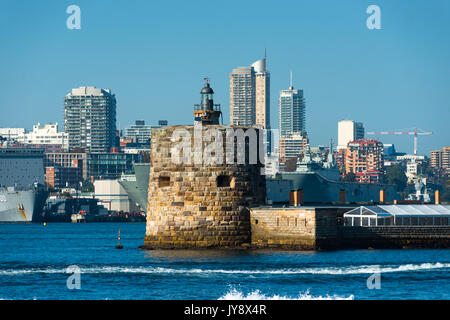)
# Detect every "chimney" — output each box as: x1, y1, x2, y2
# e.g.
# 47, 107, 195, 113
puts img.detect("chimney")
297, 189, 304, 206
289, 191, 296, 206
339, 189, 346, 203
289, 190, 303, 206
380, 189, 386, 204
435, 190, 441, 205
